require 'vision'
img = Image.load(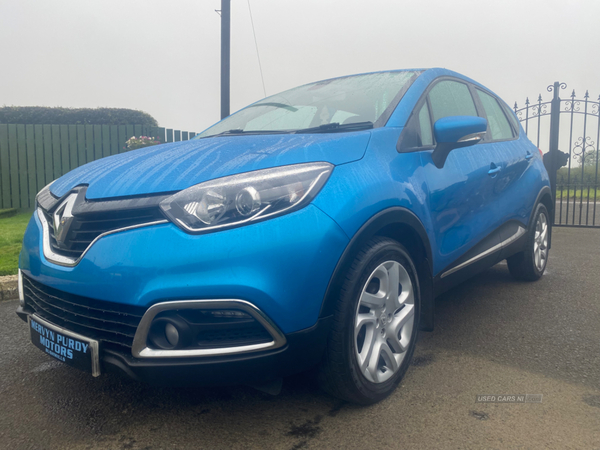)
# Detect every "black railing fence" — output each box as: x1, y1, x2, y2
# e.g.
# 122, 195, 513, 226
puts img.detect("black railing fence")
514, 83, 600, 228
